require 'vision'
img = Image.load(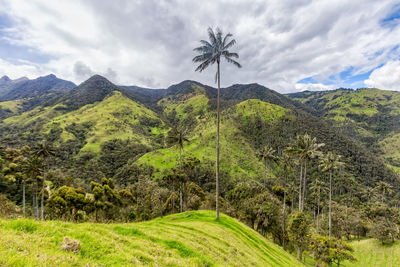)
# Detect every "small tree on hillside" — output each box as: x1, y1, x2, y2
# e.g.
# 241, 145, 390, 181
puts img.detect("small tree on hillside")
288, 211, 310, 261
